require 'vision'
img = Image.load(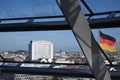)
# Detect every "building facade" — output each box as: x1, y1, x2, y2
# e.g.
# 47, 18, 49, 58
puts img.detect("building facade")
29, 40, 53, 60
